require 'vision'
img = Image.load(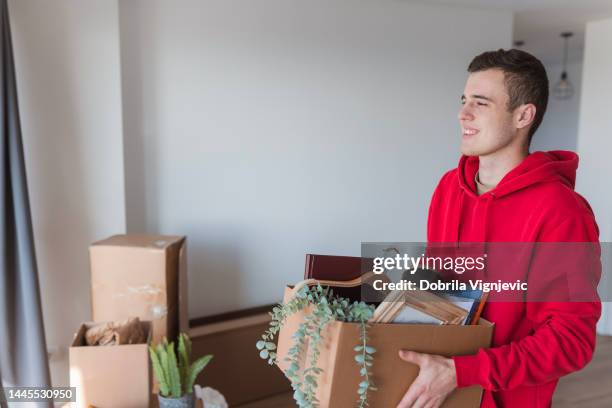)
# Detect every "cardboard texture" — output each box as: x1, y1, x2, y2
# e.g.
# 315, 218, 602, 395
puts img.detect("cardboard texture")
69, 321, 152, 408
90, 234, 189, 344
276, 286, 494, 408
